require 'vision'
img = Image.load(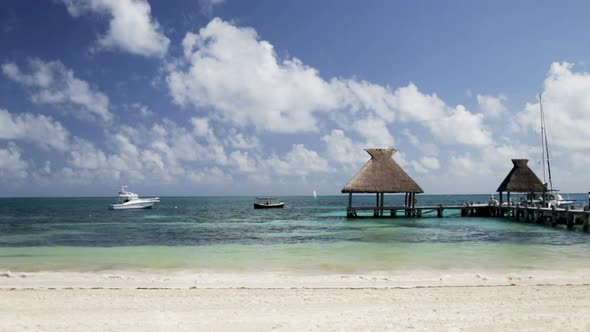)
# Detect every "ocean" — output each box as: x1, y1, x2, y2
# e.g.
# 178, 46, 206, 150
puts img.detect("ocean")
0, 194, 589, 273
